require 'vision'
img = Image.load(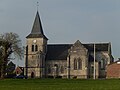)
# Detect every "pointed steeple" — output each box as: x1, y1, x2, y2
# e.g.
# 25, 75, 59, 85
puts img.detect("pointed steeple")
26, 11, 48, 40
31, 11, 43, 34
